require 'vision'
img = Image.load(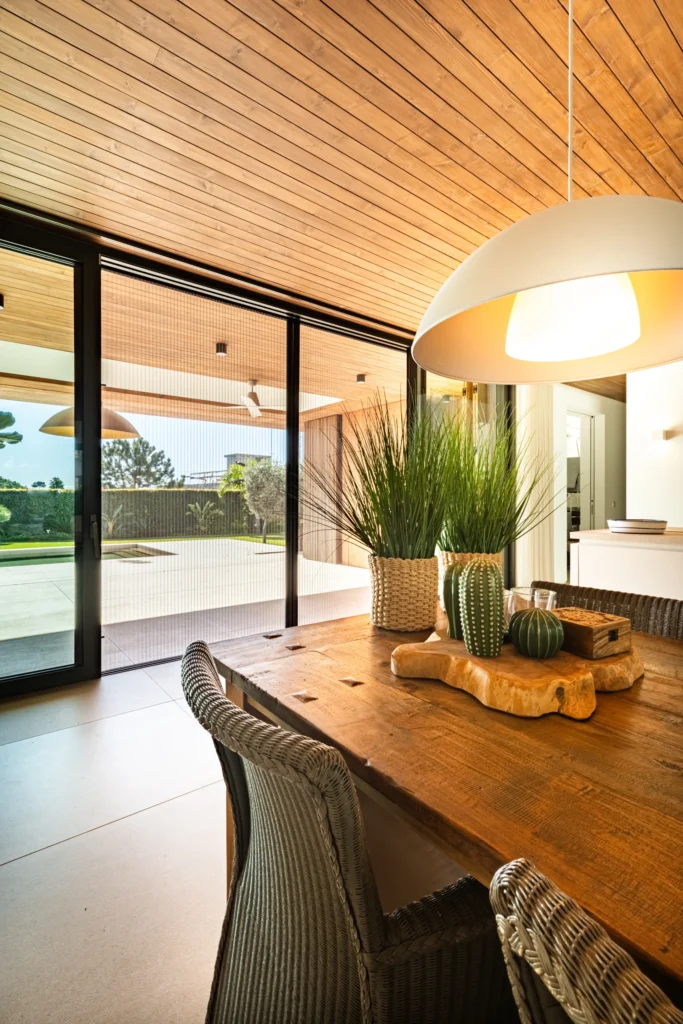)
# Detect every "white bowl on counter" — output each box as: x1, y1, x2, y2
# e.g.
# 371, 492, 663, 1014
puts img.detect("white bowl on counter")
607, 519, 667, 534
